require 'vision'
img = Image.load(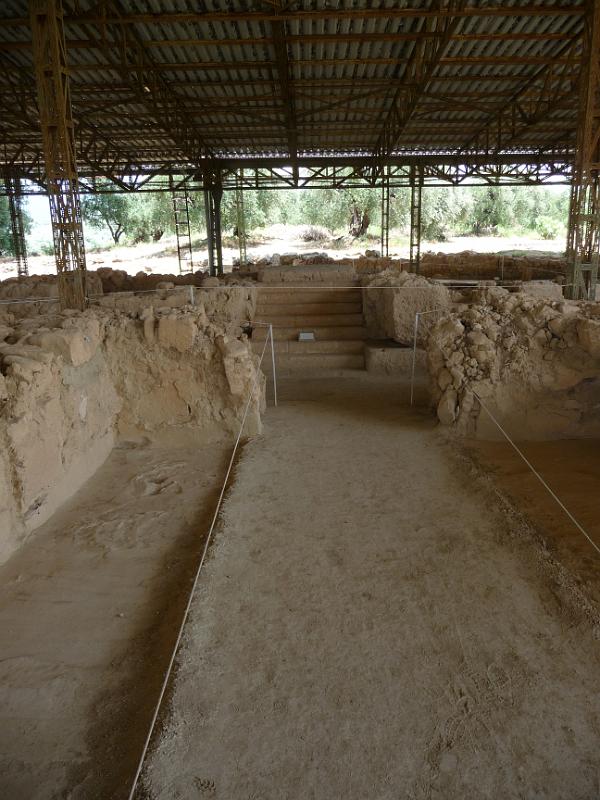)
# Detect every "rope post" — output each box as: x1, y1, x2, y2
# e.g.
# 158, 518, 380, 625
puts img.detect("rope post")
269, 323, 278, 407
125, 332, 272, 800
189, 285, 195, 306
410, 311, 420, 406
